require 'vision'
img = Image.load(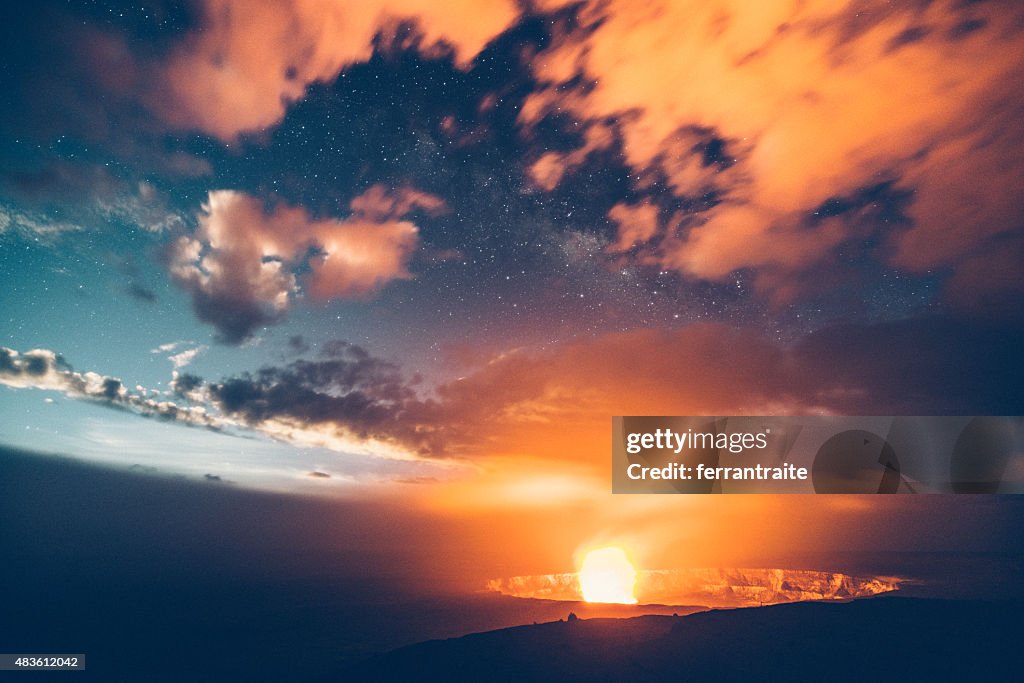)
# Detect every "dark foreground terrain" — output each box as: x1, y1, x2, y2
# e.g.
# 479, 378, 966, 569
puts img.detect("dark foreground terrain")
3, 446, 1023, 681
345, 596, 1021, 682
0, 446, 701, 680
